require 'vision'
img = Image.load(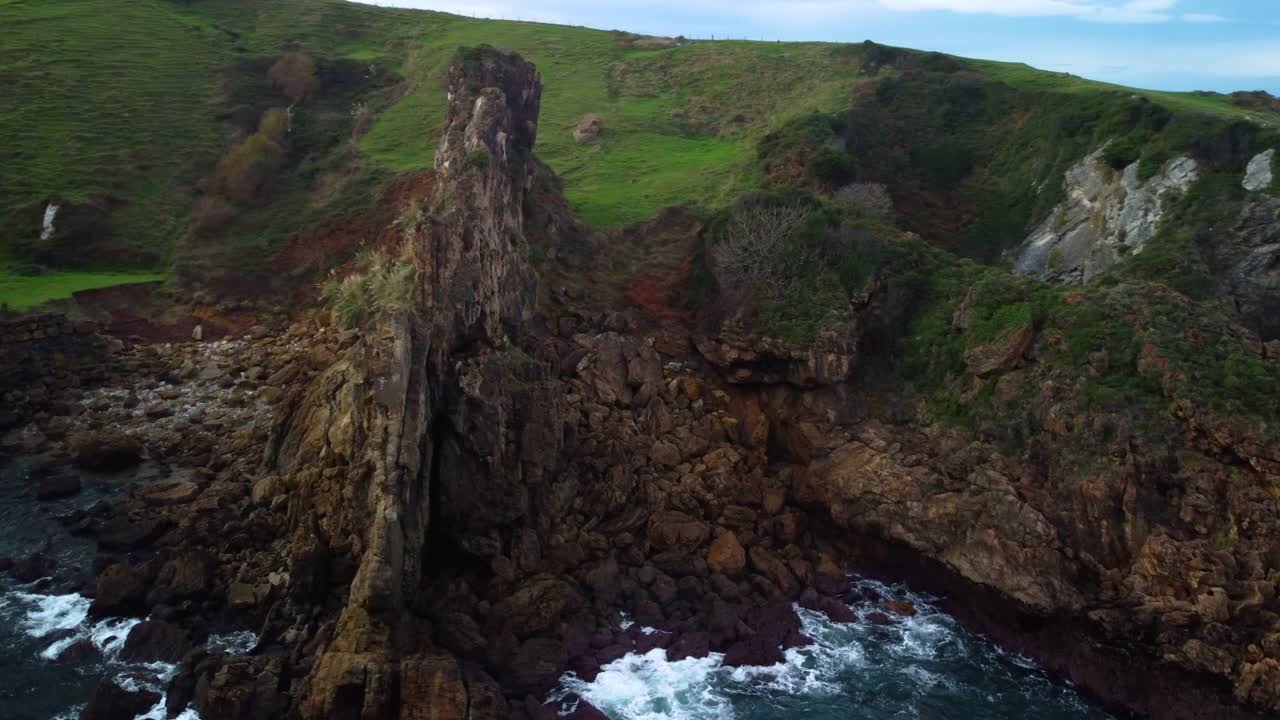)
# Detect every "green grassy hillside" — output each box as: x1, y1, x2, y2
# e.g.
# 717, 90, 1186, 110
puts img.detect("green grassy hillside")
1, 0, 1276, 307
